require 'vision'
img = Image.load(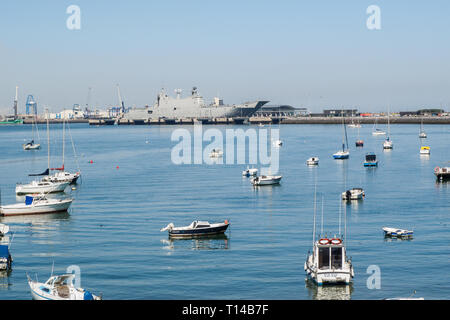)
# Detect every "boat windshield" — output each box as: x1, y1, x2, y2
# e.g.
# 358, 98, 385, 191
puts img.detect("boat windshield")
331, 247, 343, 269
318, 247, 330, 270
